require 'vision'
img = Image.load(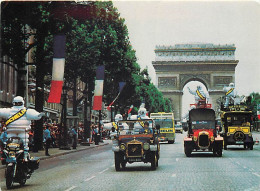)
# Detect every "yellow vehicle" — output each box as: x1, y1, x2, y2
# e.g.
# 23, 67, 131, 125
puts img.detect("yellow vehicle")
220, 105, 254, 150
150, 112, 175, 144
